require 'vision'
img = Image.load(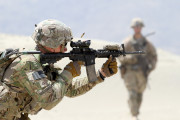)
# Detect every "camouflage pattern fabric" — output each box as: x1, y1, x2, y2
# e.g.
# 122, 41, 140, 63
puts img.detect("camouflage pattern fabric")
119, 36, 157, 77
119, 36, 157, 116
0, 54, 104, 120
0, 55, 18, 81
123, 70, 146, 116
66, 73, 104, 97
